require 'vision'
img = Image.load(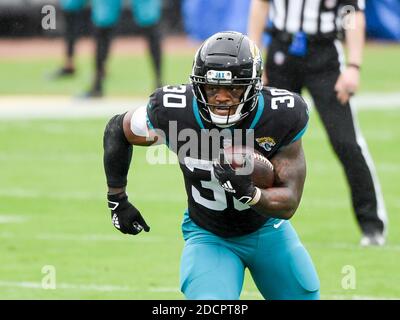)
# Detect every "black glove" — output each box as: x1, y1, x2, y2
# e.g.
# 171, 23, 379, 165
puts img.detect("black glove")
212, 152, 257, 205
107, 192, 150, 235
